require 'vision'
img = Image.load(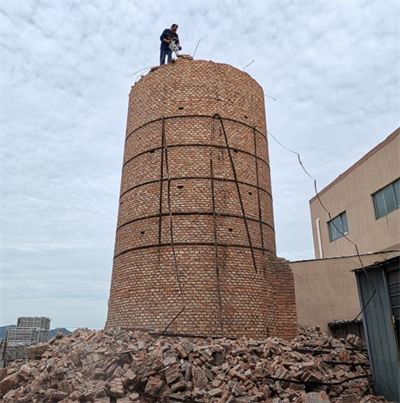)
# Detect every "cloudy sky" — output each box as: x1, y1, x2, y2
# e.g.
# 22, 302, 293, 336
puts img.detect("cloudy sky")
1, 0, 399, 329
